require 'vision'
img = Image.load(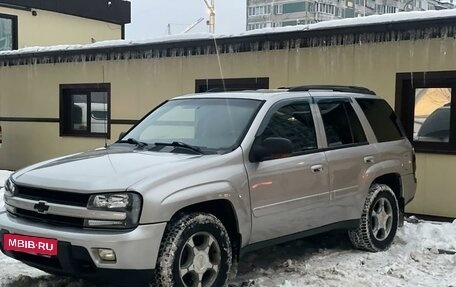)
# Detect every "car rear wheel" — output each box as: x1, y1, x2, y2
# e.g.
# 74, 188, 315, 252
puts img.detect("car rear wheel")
152, 213, 232, 287
348, 183, 399, 252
